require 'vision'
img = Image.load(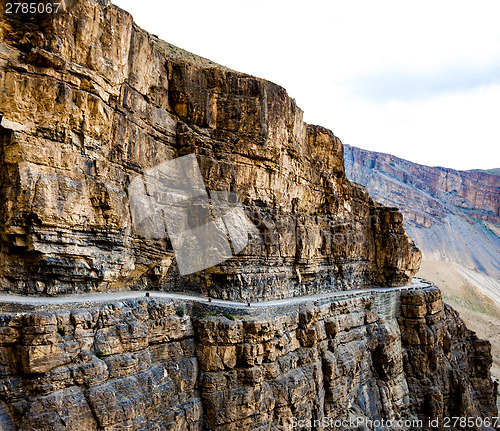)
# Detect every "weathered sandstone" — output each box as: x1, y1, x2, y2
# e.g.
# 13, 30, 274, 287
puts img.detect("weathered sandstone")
0, 1, 496, 430
0, 0, 420, 299
0, 286, 496, 430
